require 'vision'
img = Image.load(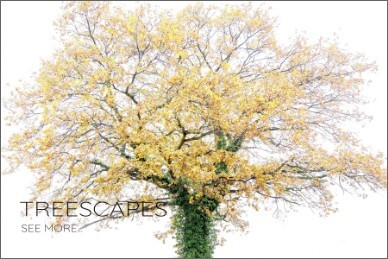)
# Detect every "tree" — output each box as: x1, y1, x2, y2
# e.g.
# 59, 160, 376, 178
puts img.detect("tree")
3, 2, 386, 258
